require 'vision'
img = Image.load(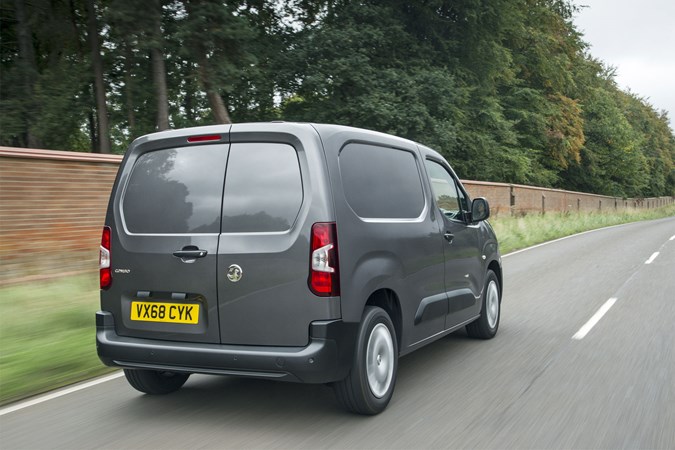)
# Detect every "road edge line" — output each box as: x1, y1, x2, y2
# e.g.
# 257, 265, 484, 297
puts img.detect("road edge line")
0, 371, 123, 417
503, 222, 639, 258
